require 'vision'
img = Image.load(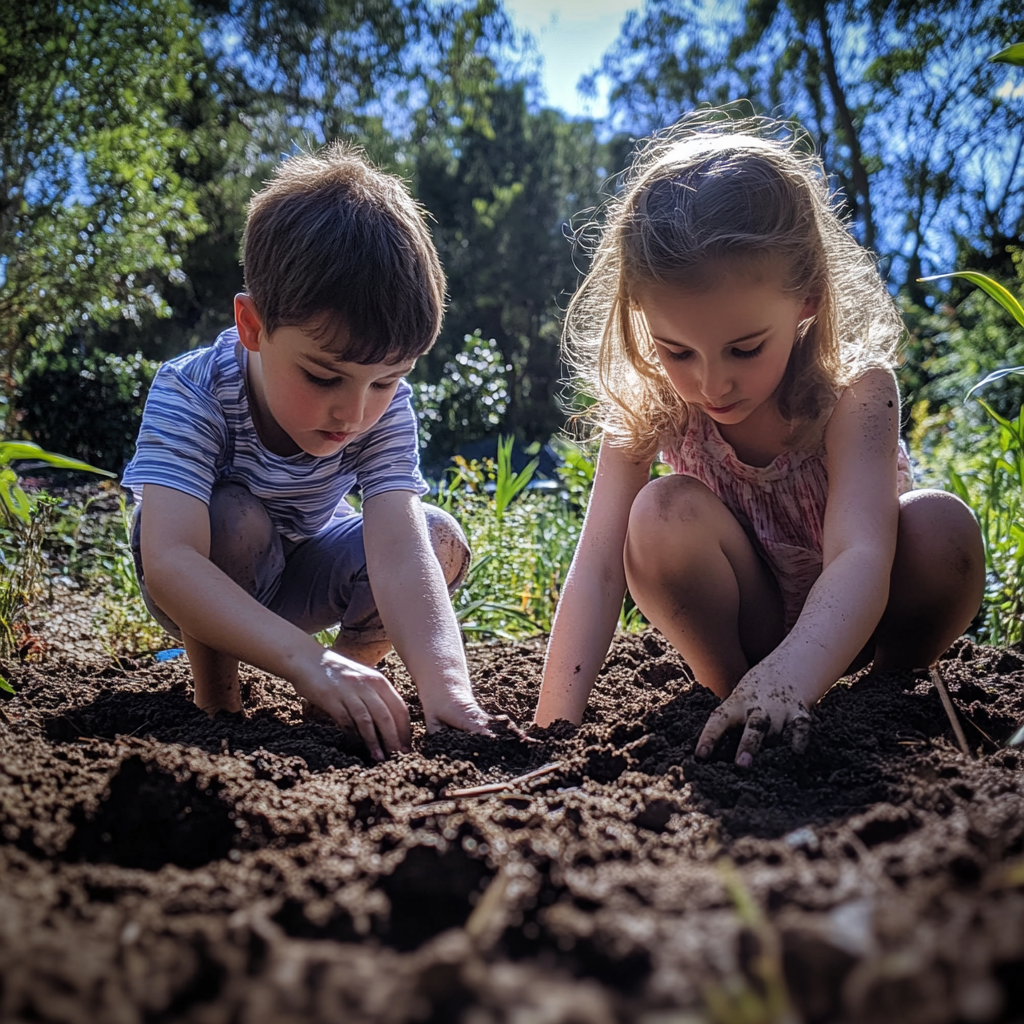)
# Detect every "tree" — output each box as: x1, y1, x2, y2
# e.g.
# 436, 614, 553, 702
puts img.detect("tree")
0, 0, 206, 419
591, 0, 1024, 285
415, 83, 609, 443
